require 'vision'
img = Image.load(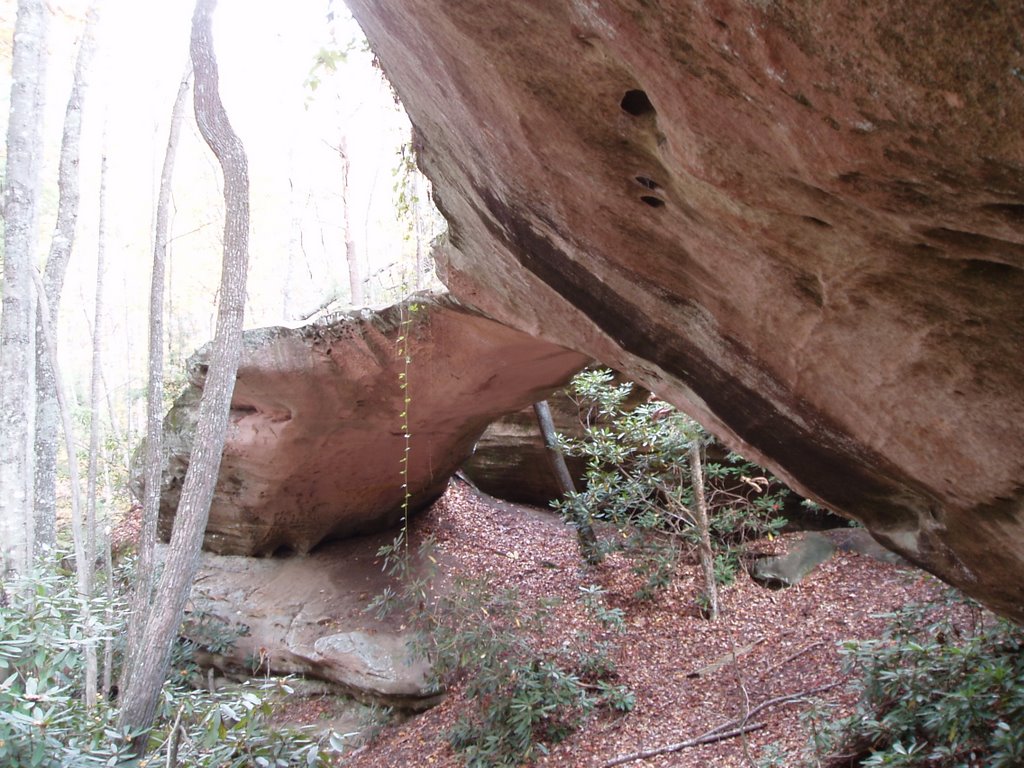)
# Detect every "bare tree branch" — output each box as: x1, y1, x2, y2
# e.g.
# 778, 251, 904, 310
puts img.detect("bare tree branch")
601, 682, 840, 768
